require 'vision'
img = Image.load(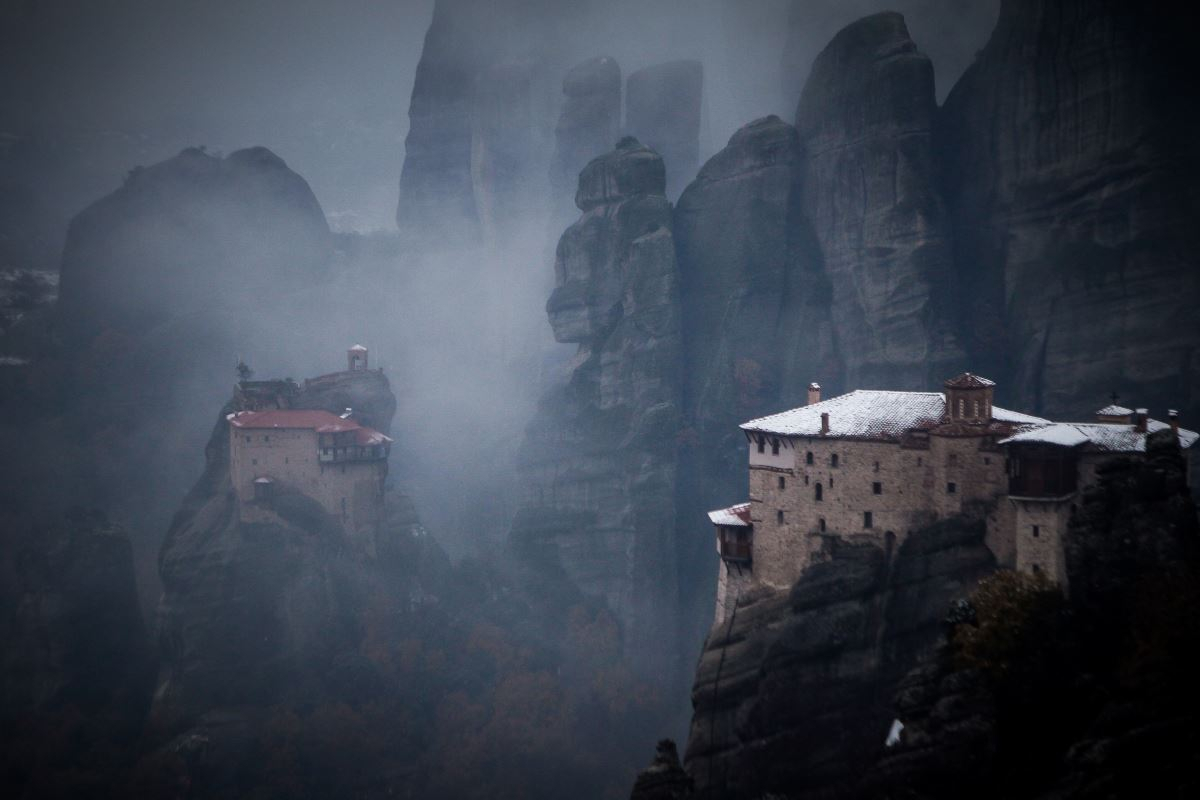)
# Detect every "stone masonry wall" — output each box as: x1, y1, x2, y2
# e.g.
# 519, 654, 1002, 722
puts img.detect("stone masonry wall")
749, 434, 1010, 587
